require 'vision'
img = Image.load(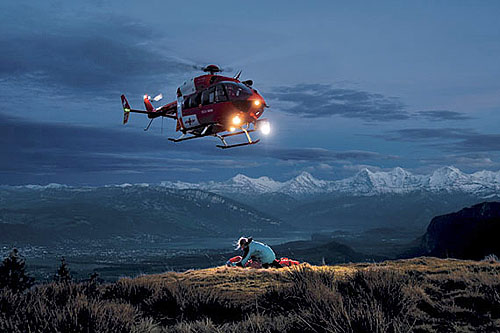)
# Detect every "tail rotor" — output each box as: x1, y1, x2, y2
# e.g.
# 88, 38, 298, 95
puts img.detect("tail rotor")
121, 95, 131, 124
